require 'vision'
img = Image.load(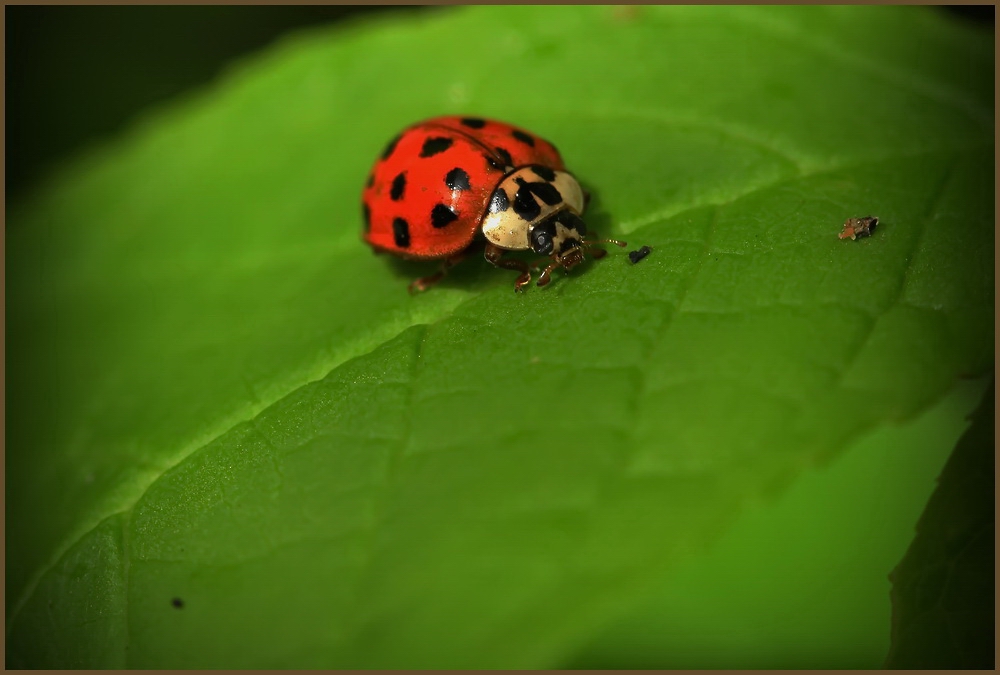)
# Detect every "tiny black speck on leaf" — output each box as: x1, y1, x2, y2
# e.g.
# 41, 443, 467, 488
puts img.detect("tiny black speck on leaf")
172, 597, 185, 609
628, 245, 652, 264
